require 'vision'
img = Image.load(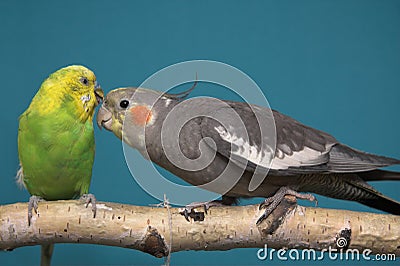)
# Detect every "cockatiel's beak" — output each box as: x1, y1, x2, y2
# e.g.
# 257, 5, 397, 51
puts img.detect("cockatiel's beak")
94, 82, 104, 106
97, 104, 113, 130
